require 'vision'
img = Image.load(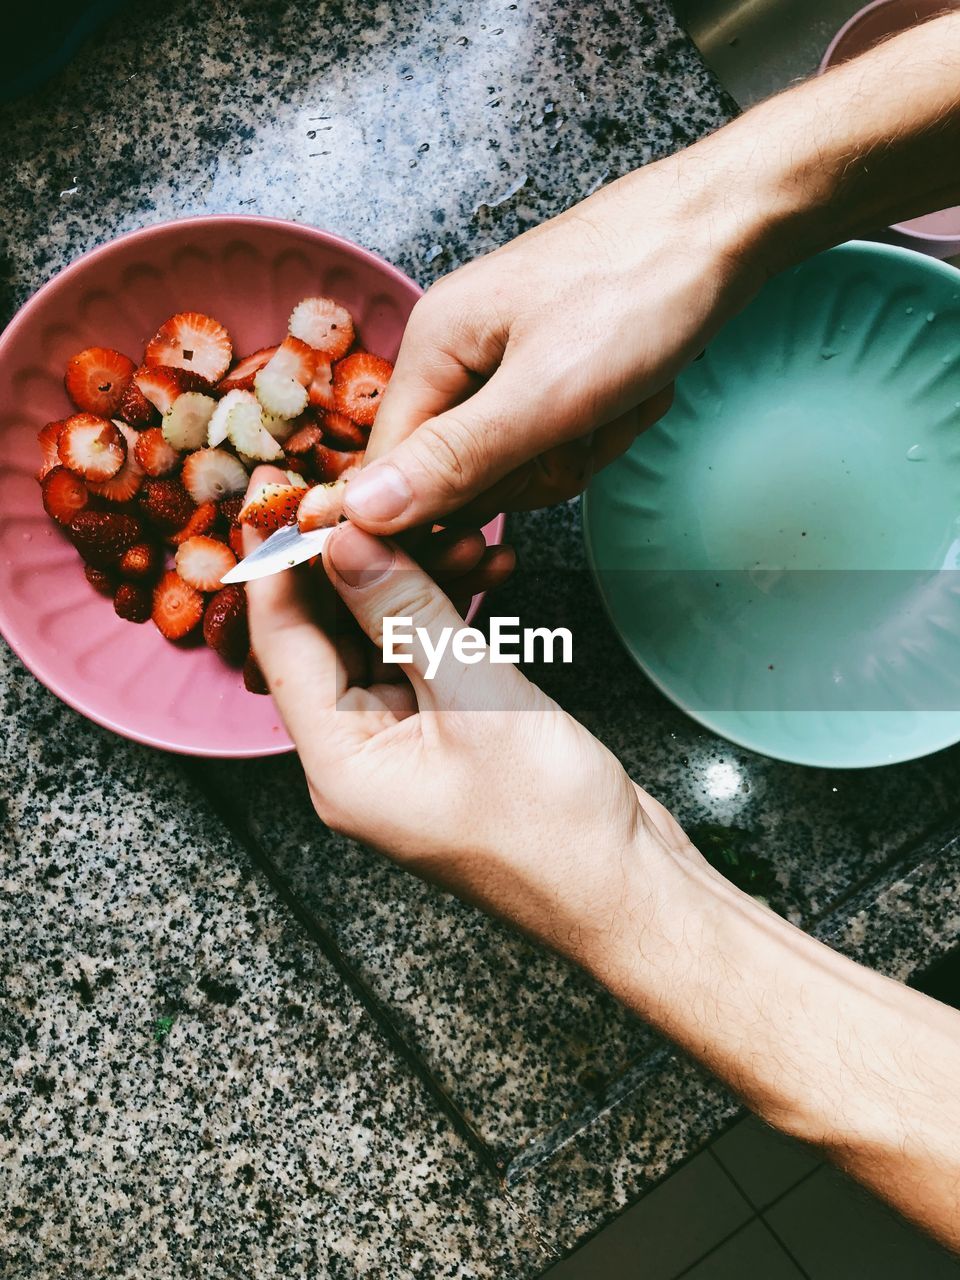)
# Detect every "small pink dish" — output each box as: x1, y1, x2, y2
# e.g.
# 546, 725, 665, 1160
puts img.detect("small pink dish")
820, 0, 960, 259
0, 216, 505, 757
